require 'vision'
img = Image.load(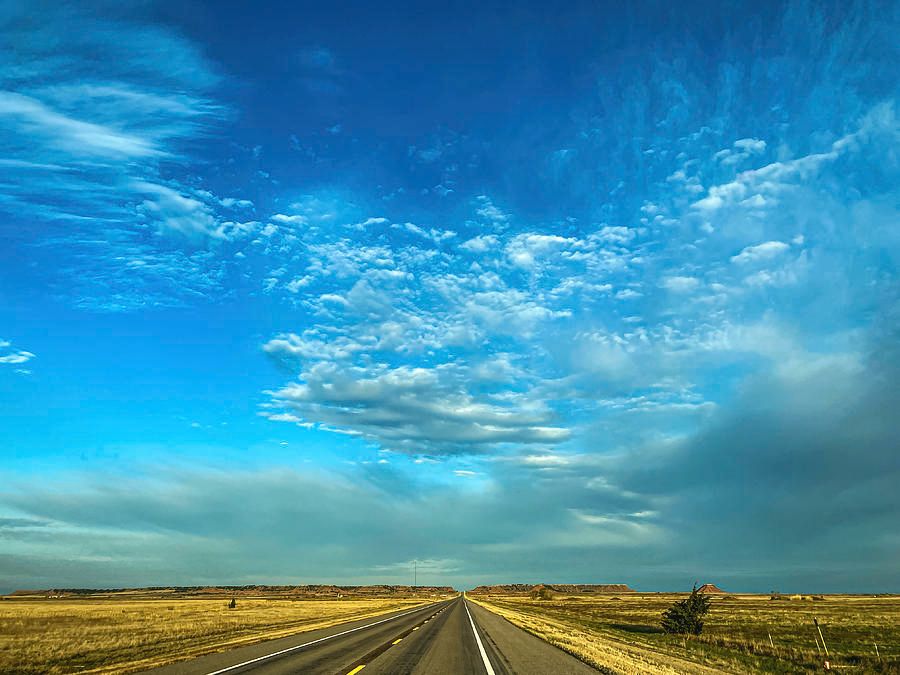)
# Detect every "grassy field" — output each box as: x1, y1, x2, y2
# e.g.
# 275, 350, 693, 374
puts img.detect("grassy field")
468, 593, 900, 674
0, 595, 439, 674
